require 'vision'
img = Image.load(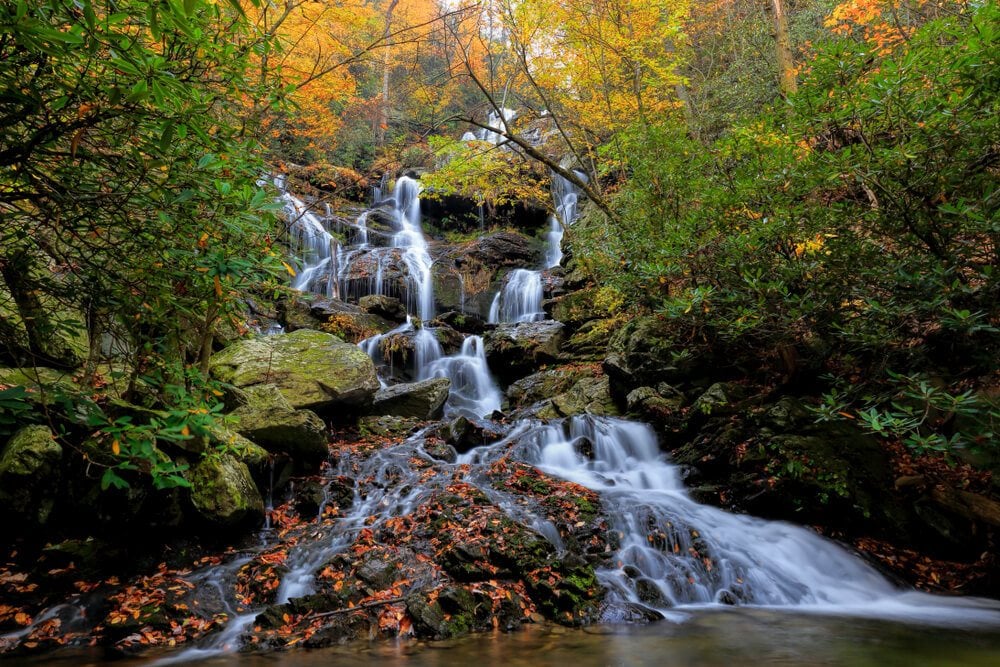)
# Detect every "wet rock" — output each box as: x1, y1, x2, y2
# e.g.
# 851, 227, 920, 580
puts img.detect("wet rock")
358, 415, 422, 439
484, 321, 565, 384
626, 385, 685, 418
432, 311, 487, 335
370, 378, 451, 420
0, 425, 62, 525
359, 295, 407, 323
356, 557, 398, 589
690, 382, 746, 419
466, 231, 541, 268
209, 329, 379, 415
187, 454, 265, 527
338, 248, 410, 303
506, 369, 585, 408
228, 384, 329, 462
423, 439, 458, 463
422, 195, 548, 232
535, 376, 619, 419
543, 286, 614, 328
761, 396, 814, 432
210, 427, 270, 467
604, 315, 713, 404
437, 416, 505, 453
